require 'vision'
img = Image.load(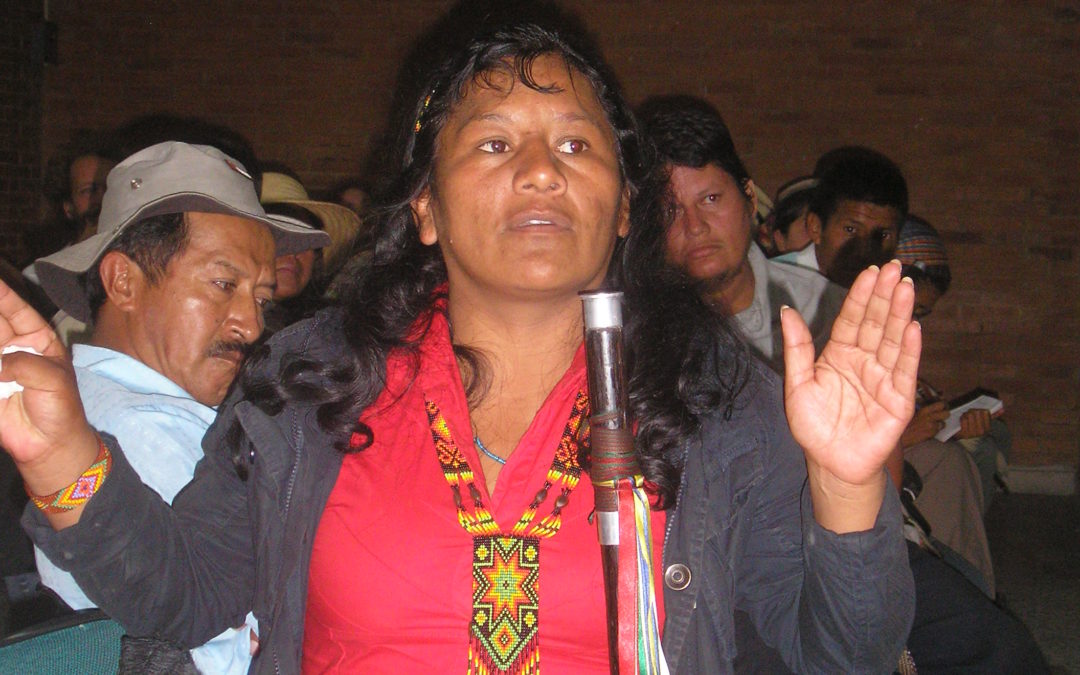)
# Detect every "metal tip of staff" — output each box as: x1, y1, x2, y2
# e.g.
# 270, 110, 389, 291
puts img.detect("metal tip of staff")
579, 290, 624, 329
